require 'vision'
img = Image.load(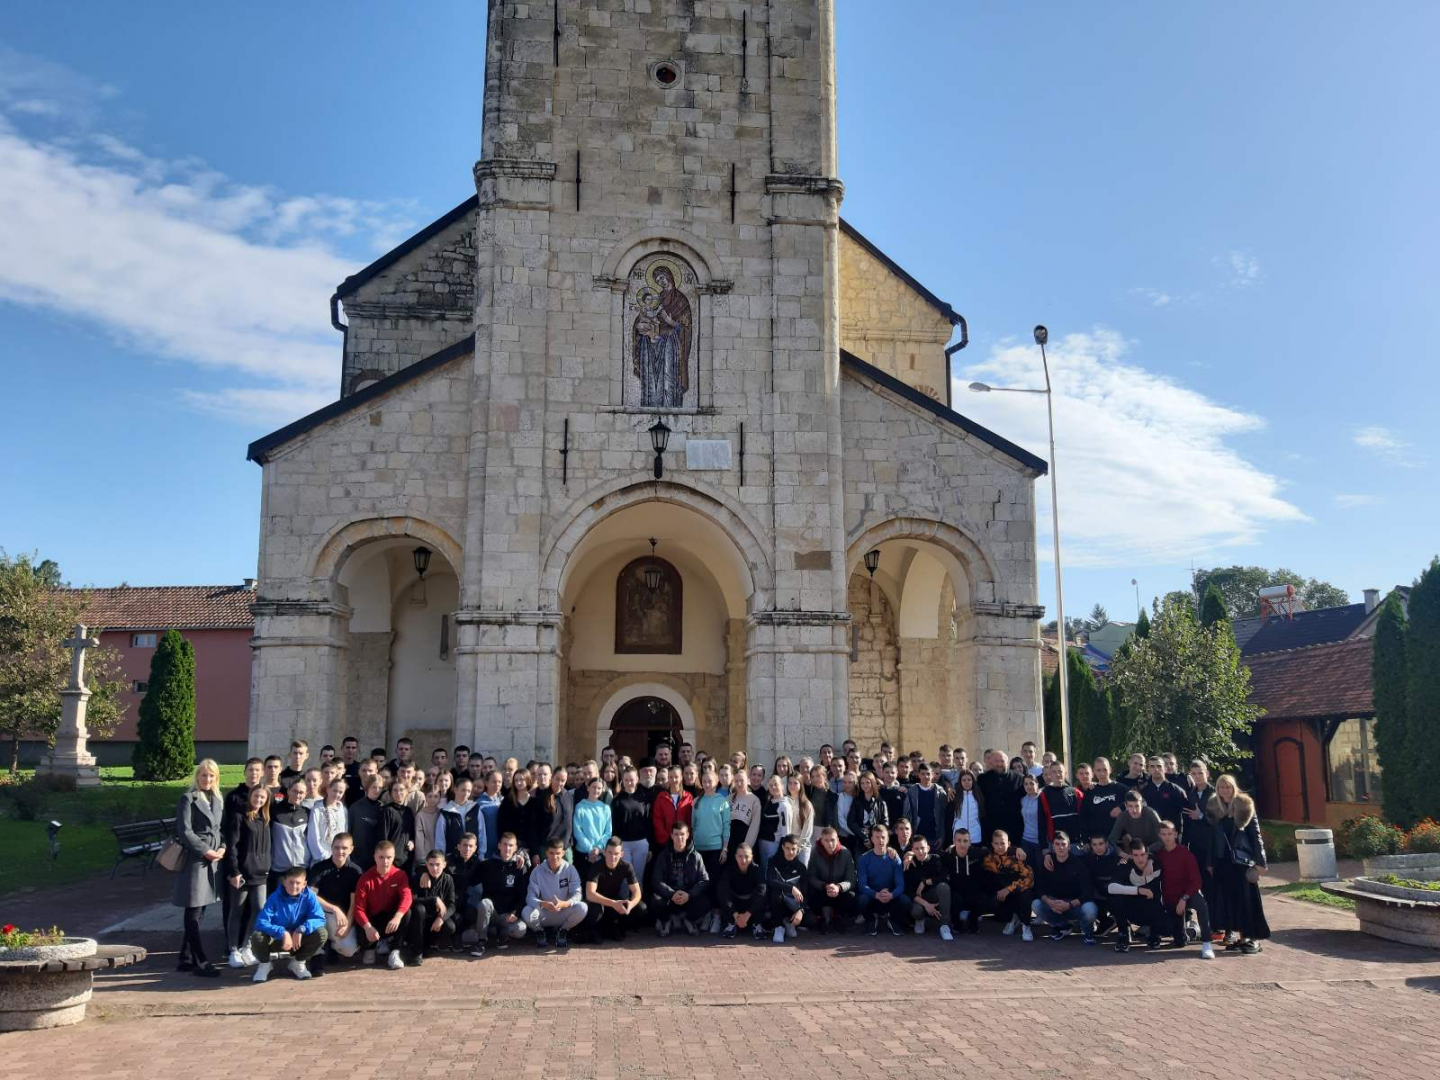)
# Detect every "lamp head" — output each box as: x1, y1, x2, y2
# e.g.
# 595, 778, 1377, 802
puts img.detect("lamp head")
967, 382, 992, 393
1033, 325, 1048, 346
412, 546, 432, 579
648, 420, 671, 455
863, 549, 881, 577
